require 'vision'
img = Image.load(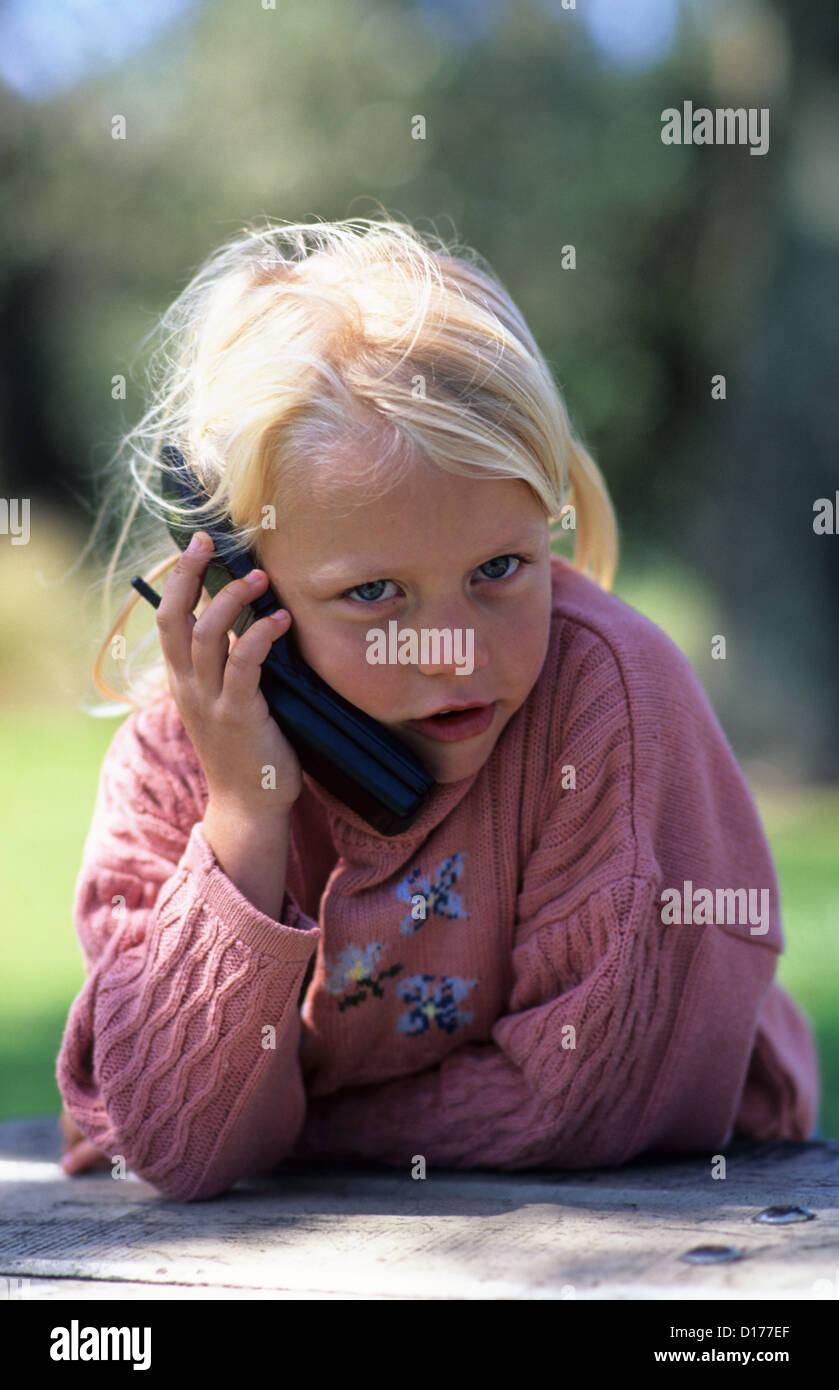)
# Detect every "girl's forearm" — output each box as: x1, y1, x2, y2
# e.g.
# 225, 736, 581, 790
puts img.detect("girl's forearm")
201, 800, 291, 922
